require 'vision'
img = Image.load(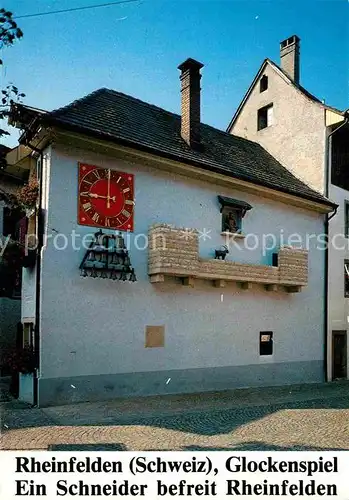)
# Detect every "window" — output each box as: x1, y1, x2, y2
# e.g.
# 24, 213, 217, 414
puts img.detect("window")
23, 323, 34, 347
331, 124, 349, 190
257, 104, 273, 130
345, 261, 349, 297
1, 207, 24, 299
272, 253, 278, 267
260, 75, 268, 92
218, 196, 252, 234
345, 201, 349, 238
260, 331, 273, 356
